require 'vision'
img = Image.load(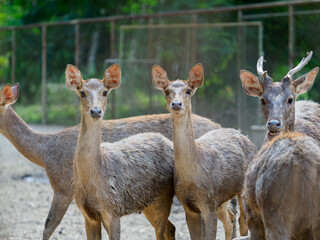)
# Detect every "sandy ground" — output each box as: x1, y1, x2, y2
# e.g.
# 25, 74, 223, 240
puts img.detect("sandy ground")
0, 124, 243, 240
